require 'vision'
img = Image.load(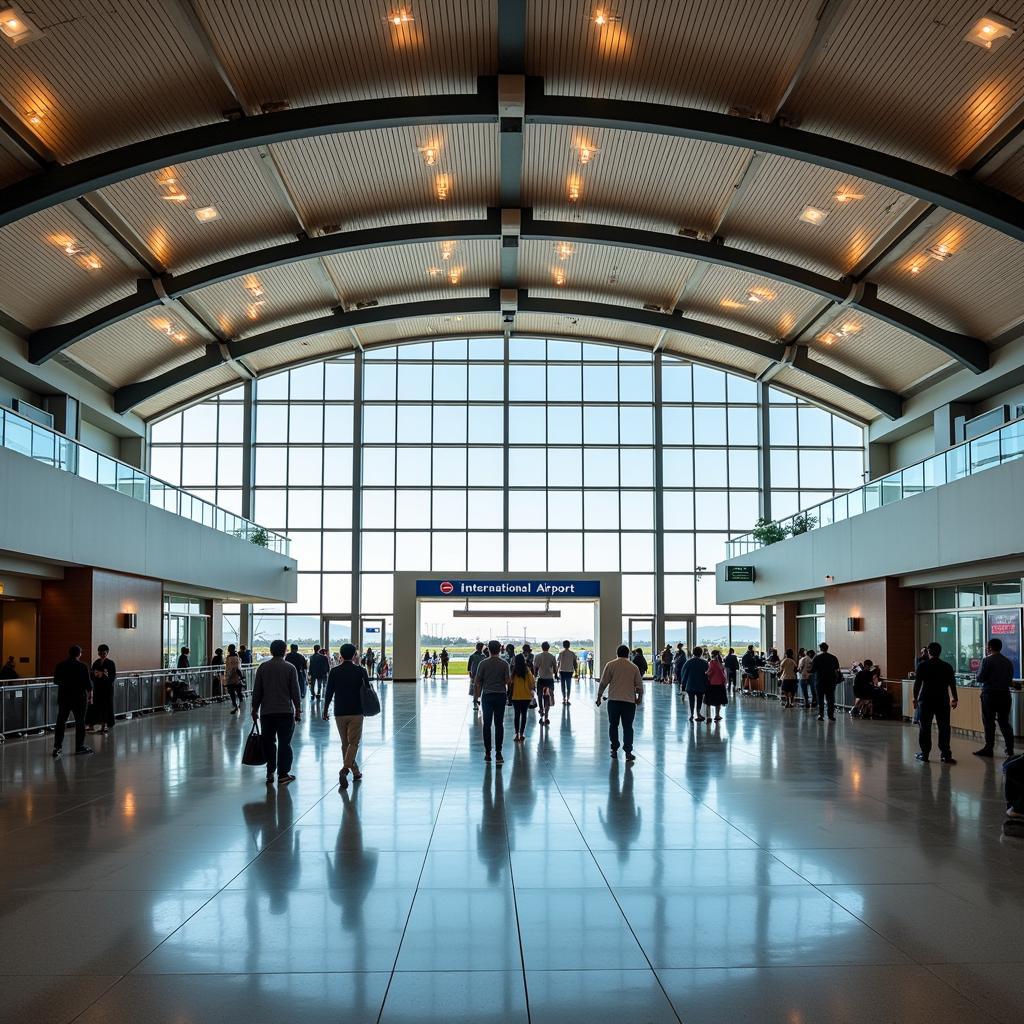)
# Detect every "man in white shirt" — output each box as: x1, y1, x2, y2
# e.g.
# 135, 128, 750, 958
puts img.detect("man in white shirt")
596, 645, 644, 761
533, 641, 557, 726
557, 640, 578, 705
